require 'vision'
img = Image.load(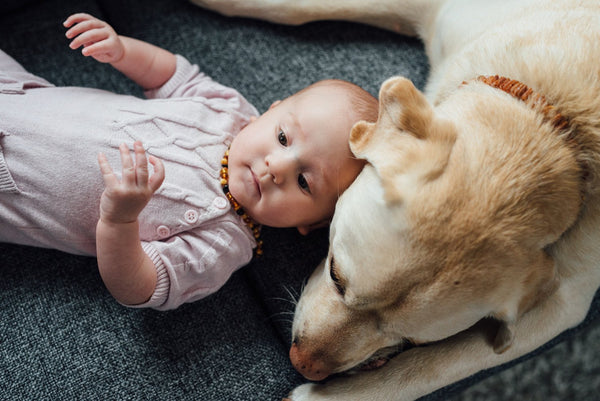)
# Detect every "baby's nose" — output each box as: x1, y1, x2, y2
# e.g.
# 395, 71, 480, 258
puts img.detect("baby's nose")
267, 152, 295, 185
